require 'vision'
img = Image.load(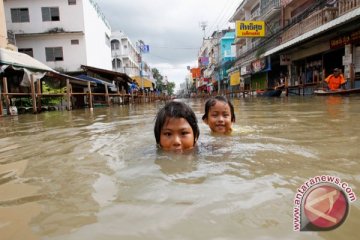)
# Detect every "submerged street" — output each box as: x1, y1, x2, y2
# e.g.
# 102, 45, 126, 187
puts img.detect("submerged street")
1, 96, 359, 239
